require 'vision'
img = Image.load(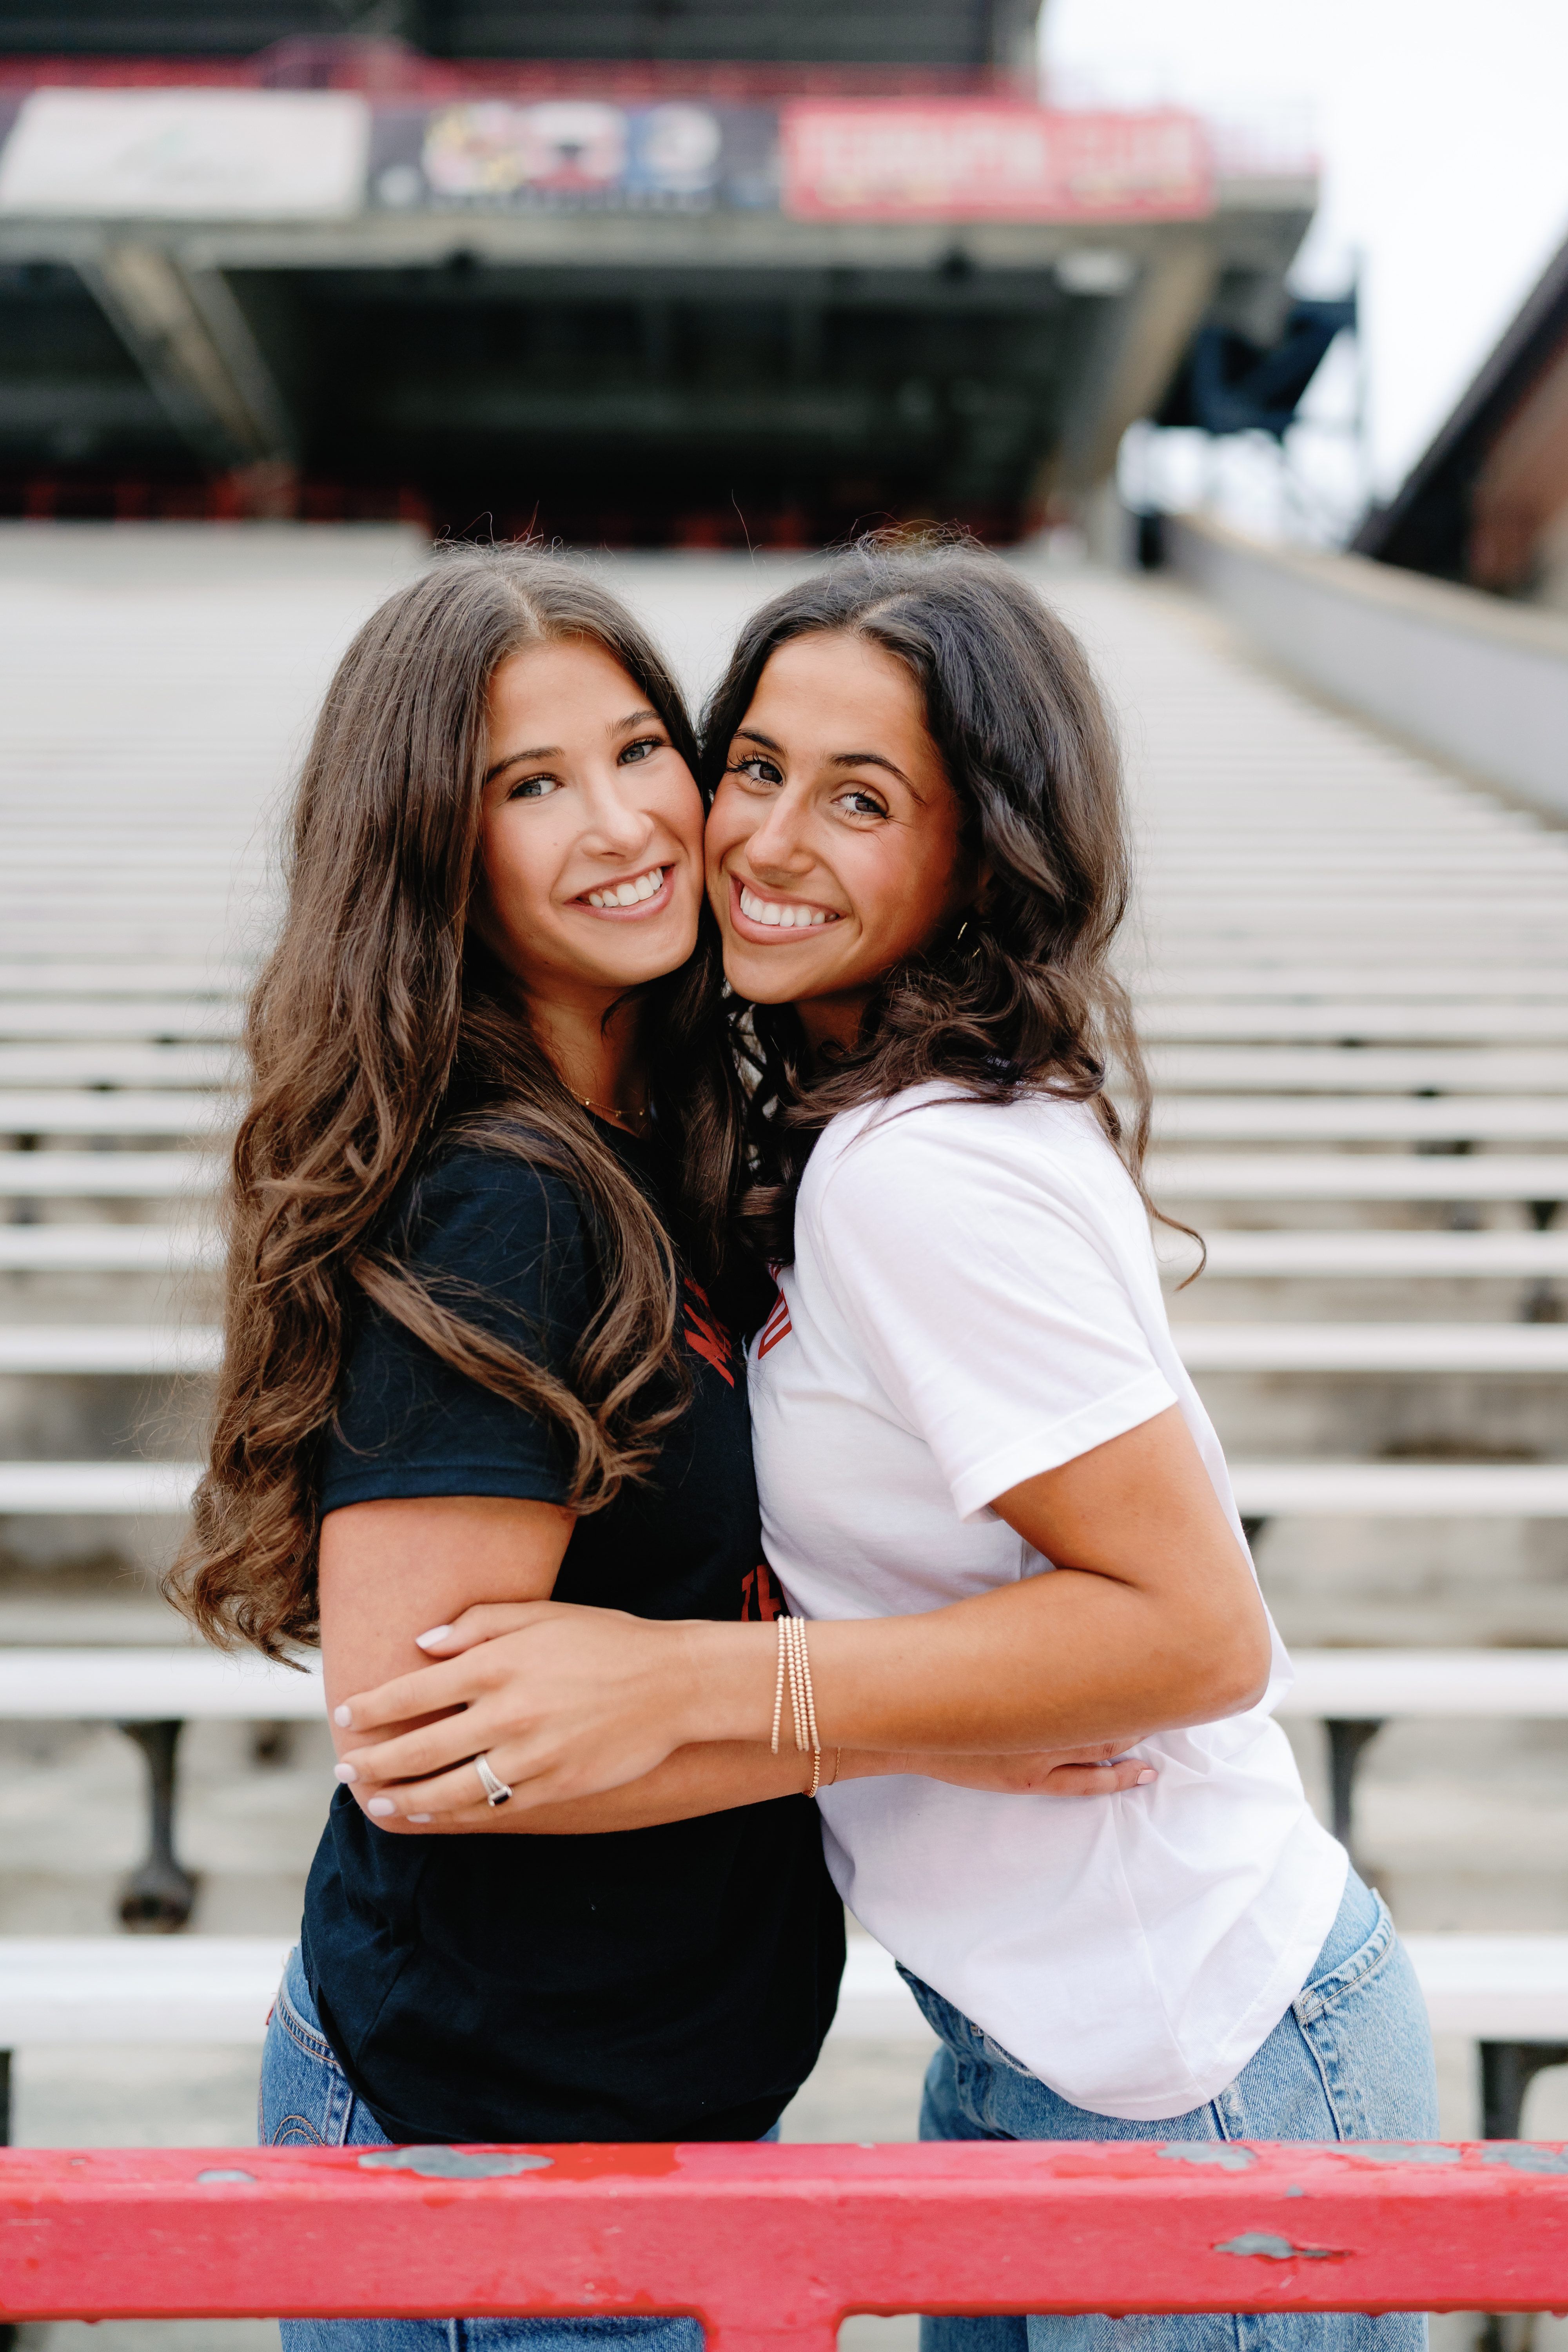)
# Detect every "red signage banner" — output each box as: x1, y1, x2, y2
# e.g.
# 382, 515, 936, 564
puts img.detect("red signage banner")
780, 102, 1214, 224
